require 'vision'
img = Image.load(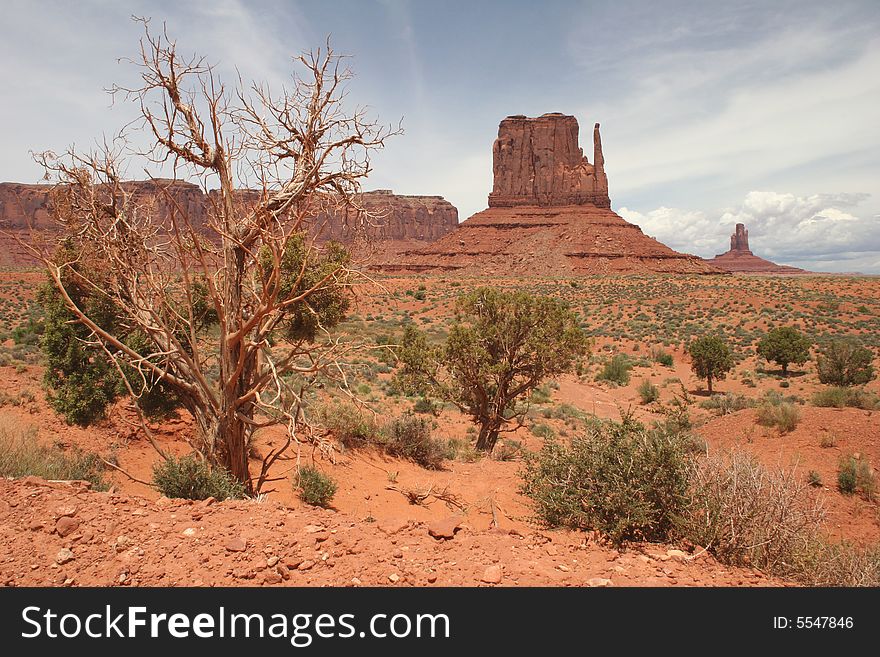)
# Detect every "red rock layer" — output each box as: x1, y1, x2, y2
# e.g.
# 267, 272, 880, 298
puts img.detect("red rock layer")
0, 182, 458, 267
385, 205, 722, 276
